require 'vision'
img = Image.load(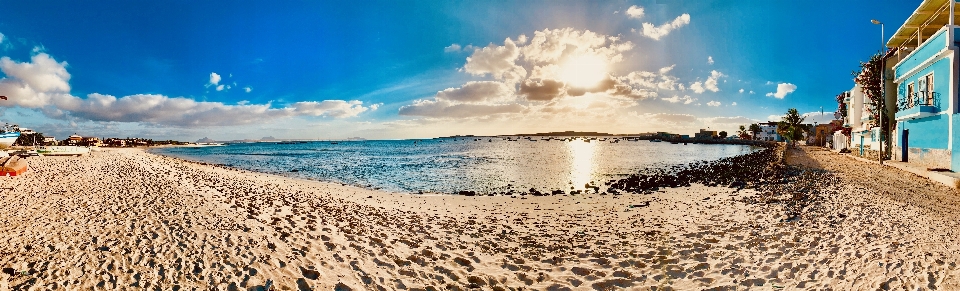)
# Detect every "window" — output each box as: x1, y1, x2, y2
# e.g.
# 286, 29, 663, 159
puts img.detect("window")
924, 73, 934, 105
907, 82, 914, 108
